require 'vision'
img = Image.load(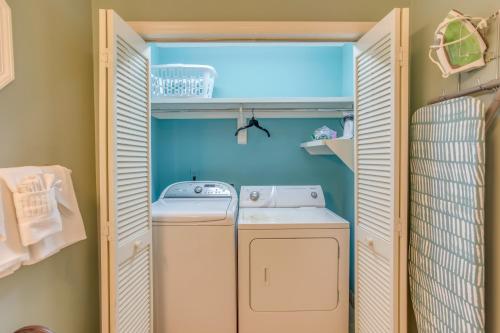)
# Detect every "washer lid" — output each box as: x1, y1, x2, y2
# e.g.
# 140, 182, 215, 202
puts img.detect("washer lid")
237, 207, 350, 229
152, 198, 231, 223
